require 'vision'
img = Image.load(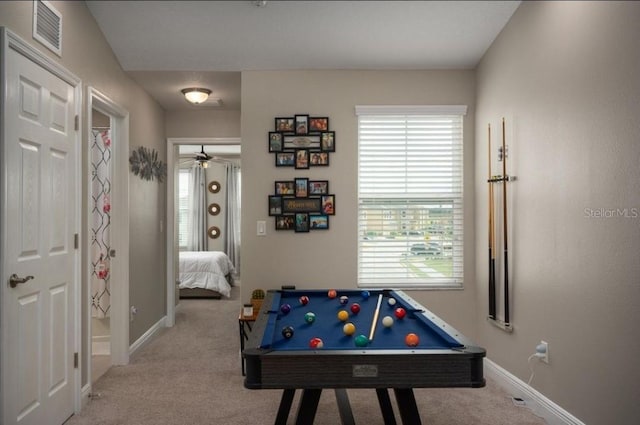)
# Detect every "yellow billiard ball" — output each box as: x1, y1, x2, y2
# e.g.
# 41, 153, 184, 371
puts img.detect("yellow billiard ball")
337, 310, 349, 322
343, 322, 356, 336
